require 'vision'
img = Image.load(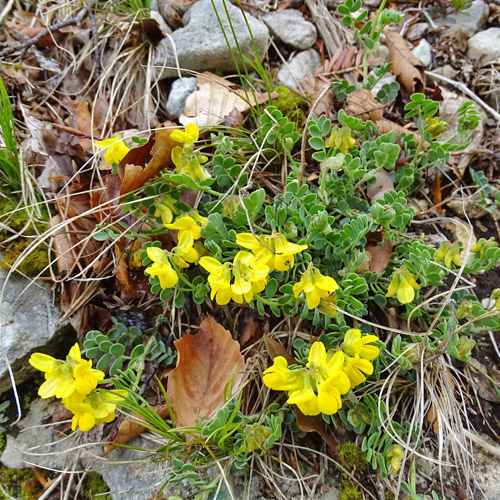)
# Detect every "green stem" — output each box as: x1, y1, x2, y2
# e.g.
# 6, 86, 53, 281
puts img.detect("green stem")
254, 294, 286, 307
